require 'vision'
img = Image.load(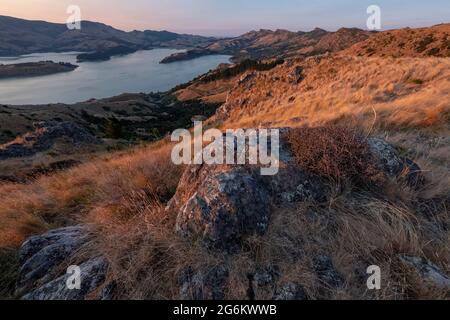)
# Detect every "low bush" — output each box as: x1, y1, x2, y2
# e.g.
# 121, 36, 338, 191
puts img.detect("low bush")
287, 126, 385, 187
